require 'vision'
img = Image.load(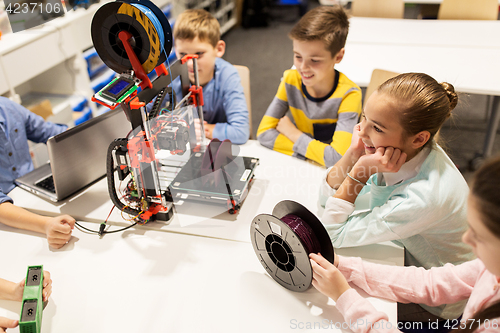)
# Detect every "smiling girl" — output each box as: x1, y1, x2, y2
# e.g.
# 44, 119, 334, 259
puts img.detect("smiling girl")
320, 73, 474, 323
311, 155, 500, 333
